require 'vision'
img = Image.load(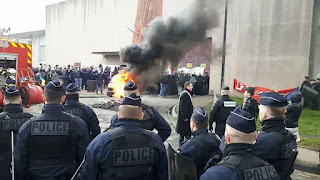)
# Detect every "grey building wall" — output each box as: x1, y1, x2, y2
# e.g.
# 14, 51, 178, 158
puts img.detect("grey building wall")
209, 0, 314, 96
310, 0, 320, 79
10, 30, 45, 66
